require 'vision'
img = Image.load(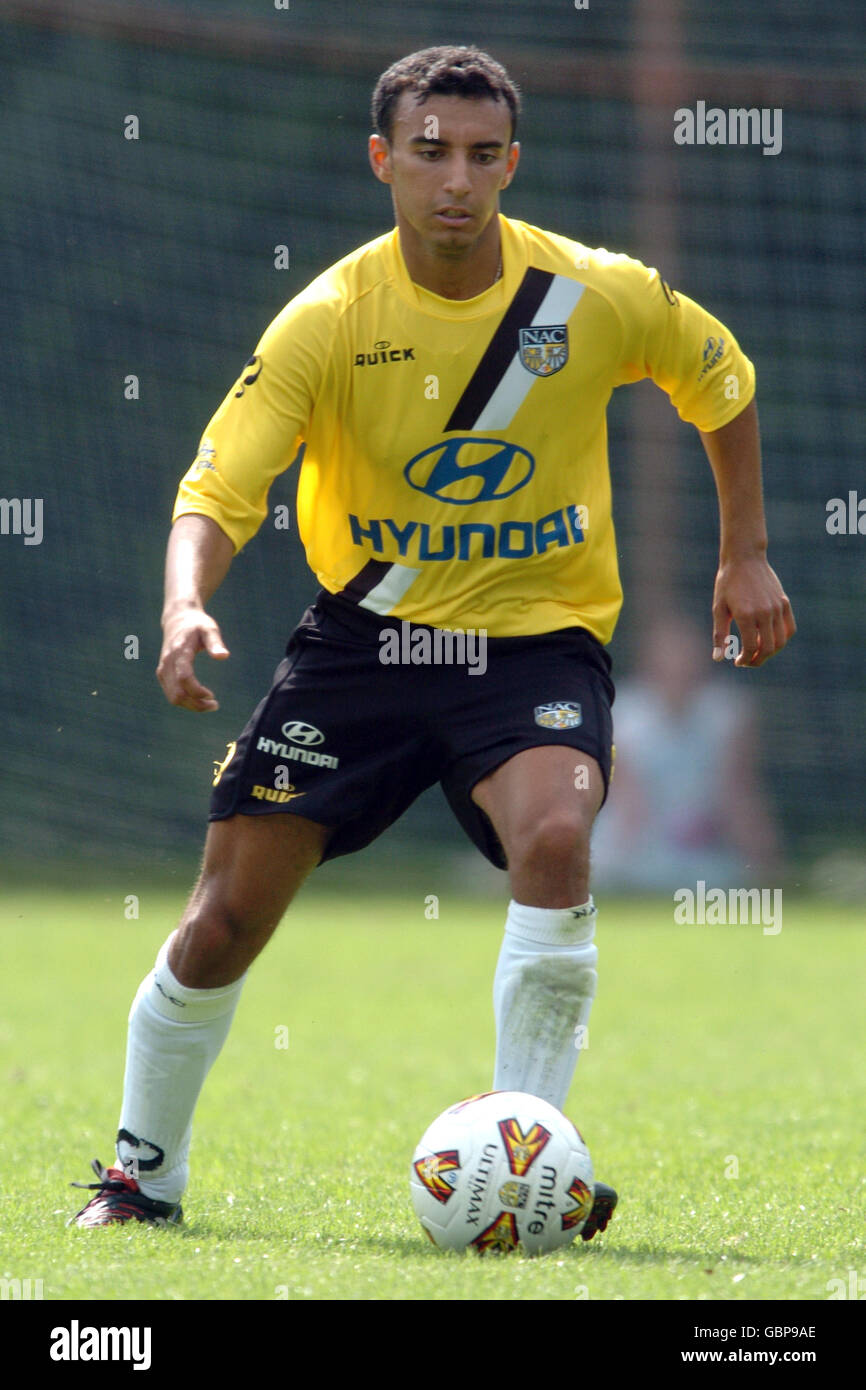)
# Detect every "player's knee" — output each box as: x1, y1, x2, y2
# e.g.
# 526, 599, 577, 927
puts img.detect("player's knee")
170, 898, 276, 986
510, 808, 592, 880
180, 887, 277, 957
